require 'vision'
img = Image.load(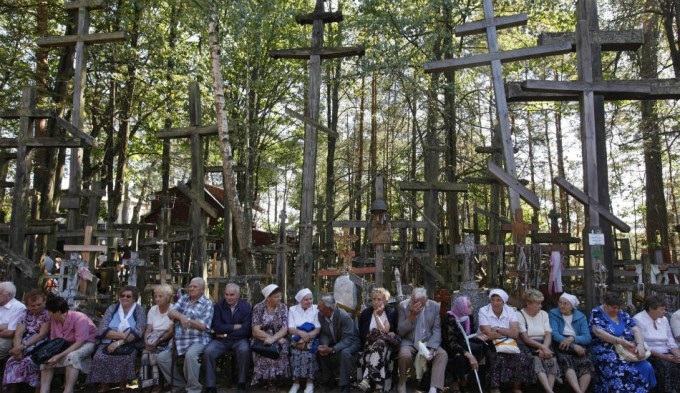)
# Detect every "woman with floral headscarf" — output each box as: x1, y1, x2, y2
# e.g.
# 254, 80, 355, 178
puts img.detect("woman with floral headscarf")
287, 288, 320, 393
442, 296, 485, 393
